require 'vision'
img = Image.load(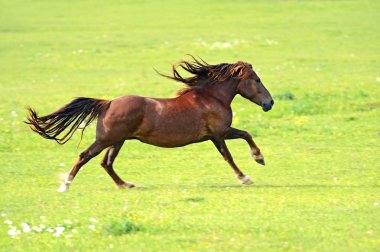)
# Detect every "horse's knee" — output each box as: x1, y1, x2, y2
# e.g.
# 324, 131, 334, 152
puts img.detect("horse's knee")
100, 160, 107, 169
101, 160, 114, 171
